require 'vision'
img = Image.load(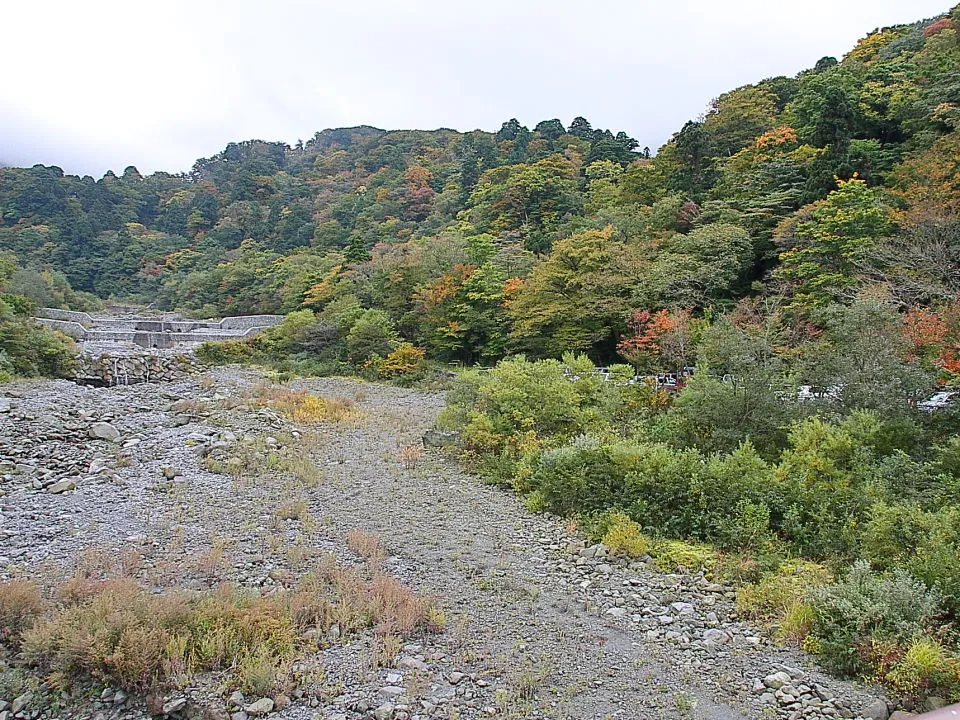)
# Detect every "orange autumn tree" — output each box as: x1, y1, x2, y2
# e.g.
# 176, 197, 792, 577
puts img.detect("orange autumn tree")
903, 303, 960, 377
617, 309, 693, 375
